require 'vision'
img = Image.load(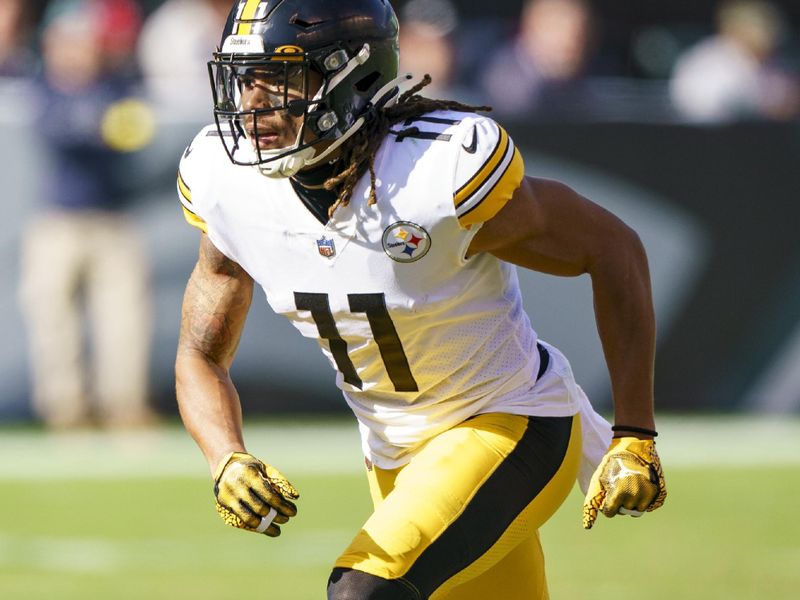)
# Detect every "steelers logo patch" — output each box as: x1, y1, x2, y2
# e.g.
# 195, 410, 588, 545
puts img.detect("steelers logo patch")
382, 221, 431, 263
